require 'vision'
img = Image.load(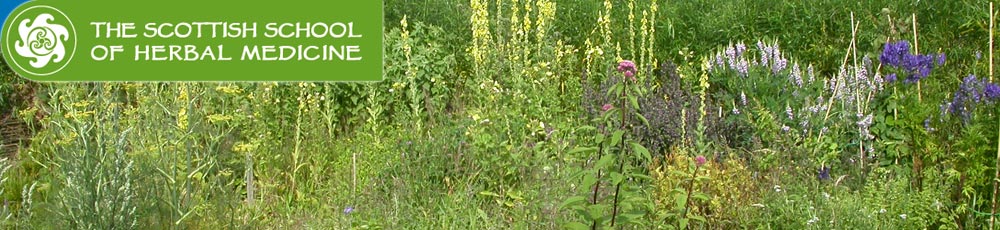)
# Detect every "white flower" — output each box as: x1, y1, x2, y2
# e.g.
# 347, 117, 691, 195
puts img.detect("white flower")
879, 208, 886, 214
822, 192, 831, 200
899, 214, 907, 220
774, 185, 782, 192
807, 216, 819, 225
